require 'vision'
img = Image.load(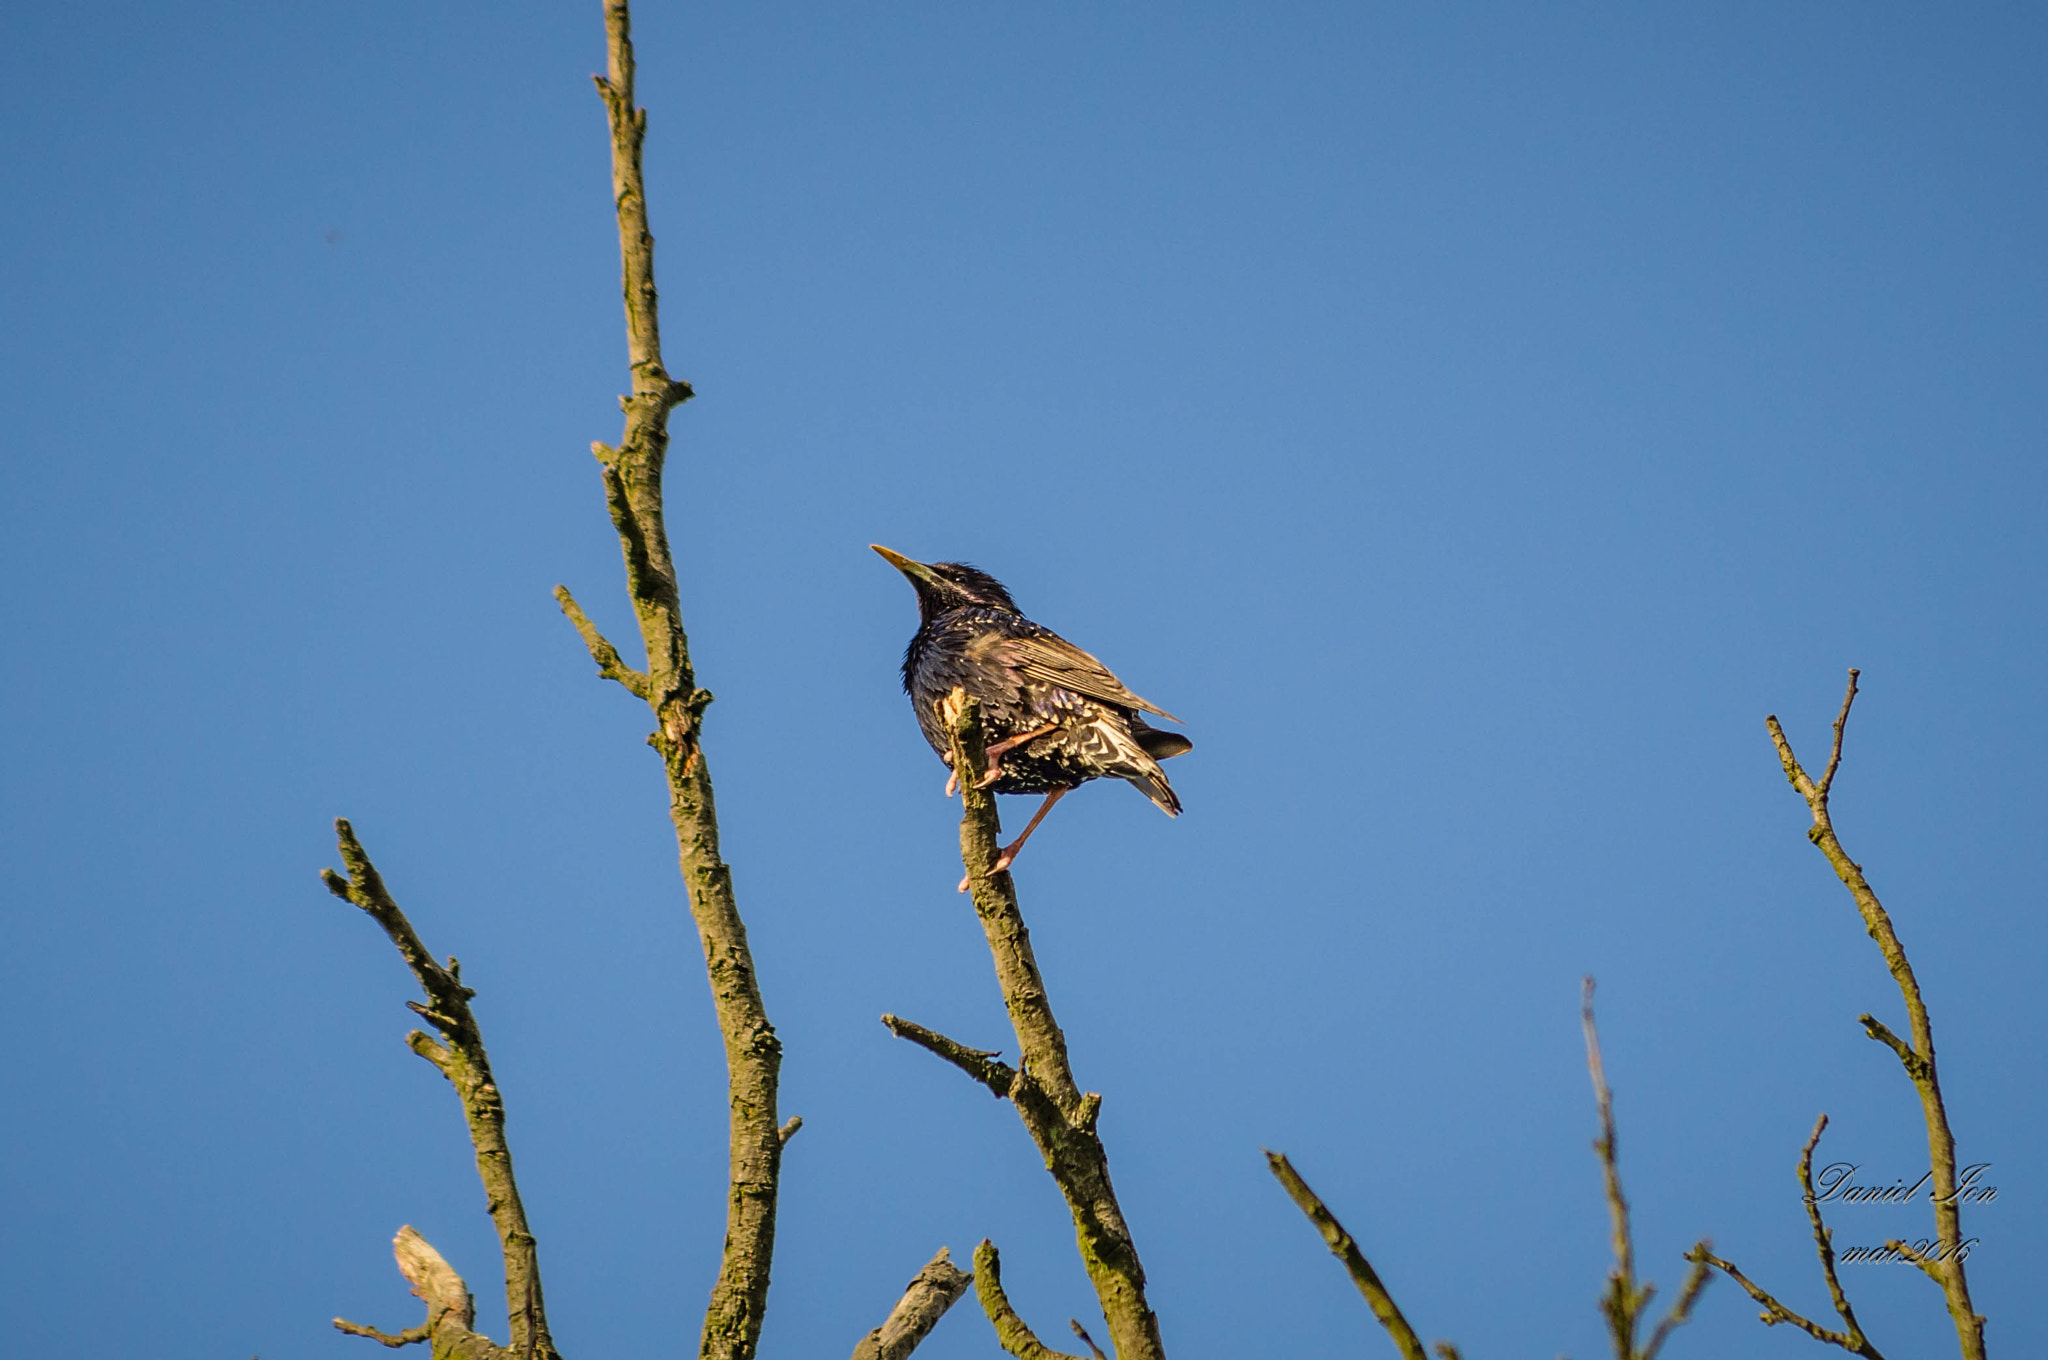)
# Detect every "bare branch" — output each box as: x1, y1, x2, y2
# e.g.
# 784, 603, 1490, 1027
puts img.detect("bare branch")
921, 695, 1164, 1360
1068, 1319, 1109, 1360
973, 1241, 1090, 1360
1856, 1013, 1925, 1080
1581, 977, 1647, 1357
1581, 979, 1709, 1360
1264, 1151, 1431, 1360
1686, 1116, 1882, 1358
1763, 675, 1985, 1359
1640, 1245, 1713, 1360
1686, 1244, 1878, 1357
849, 1247, 975, 1360
1798, 1116, 1871, 1346
778, 1115, 803, 1146
881, 1013, 1016, 1097
552, 584, 650, 699
580, 5, 786, 1356
1816, 668, 1860, 801
323, 824, 557, 1360
1882, 1238, 1950, 1288
333, 1320, 429, 1348
334, 1227, 515, 1360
